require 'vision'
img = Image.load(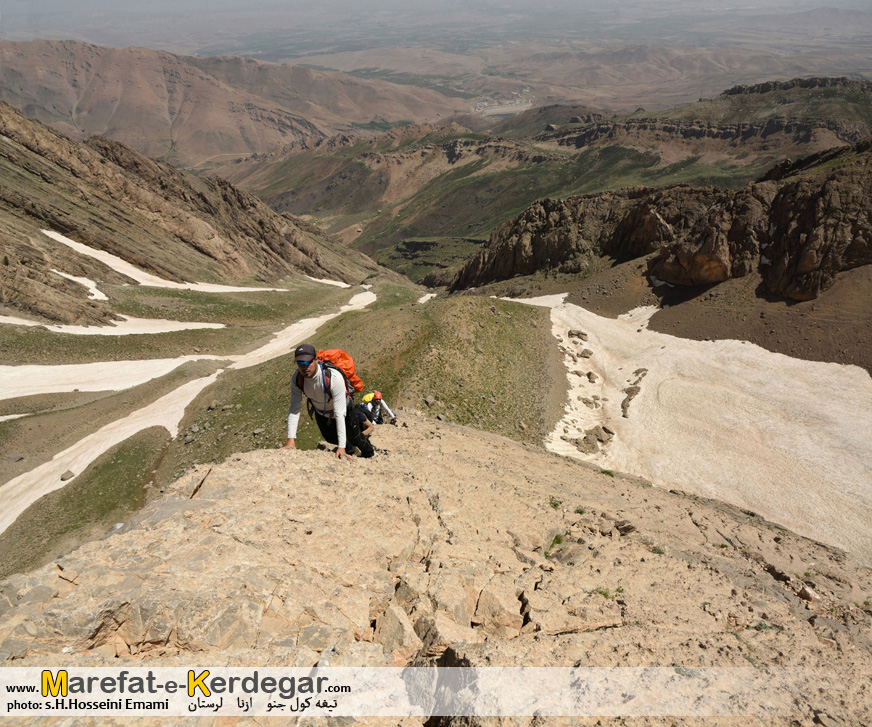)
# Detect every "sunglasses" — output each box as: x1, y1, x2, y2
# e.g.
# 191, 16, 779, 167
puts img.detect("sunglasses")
296, 360, 314, 367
